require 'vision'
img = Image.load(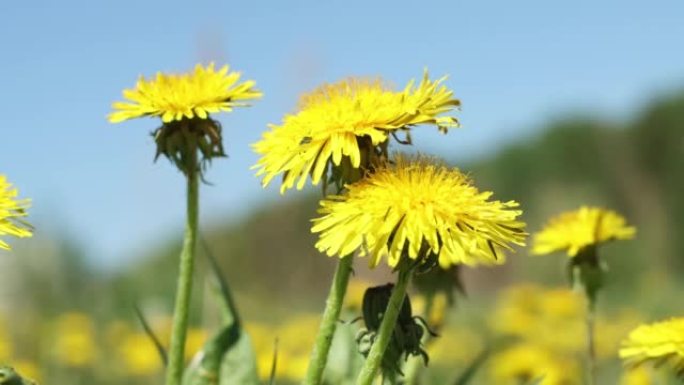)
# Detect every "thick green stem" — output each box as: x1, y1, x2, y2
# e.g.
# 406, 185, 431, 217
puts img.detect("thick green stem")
165, 154, 199, 385
585, 296, 597, 385
356, 268, 412, 385
303, 254, 354, 385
